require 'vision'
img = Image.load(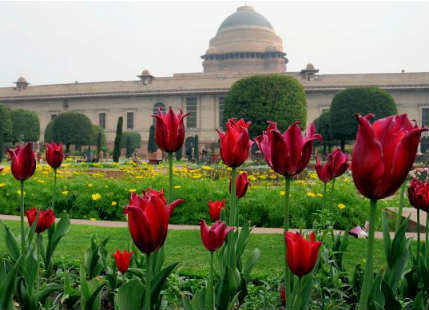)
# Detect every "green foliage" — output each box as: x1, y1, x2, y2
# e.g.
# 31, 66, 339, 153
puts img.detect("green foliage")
52, 112, 93, 150
44, 120, 55, 143
121, 131, 142, 156
0, 105, 11, 161
194, 135, 199, 163
314, 110, 334, 154
90, 125, 106, 147
113, 117, 123, 162
148, 124, 158, 153
176, 146, 183, 161
224, 74, 307, 137
10, 109, 40, 143
330, 87, 397, 145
